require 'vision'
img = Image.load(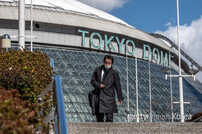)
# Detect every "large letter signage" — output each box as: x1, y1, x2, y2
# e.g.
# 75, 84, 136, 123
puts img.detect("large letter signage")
116, 37, 125, 53
126, 40, 135, 56
153, 48, 160, 64
143, 44, 151, 61
90, 32, 103, 49
105, 35, 115, 51
78, 29, 89, 46
78, 29, 172, 67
